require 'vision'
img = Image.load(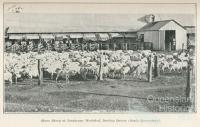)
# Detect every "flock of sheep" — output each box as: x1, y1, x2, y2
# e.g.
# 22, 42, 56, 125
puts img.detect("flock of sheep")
4, 50, 190, 85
